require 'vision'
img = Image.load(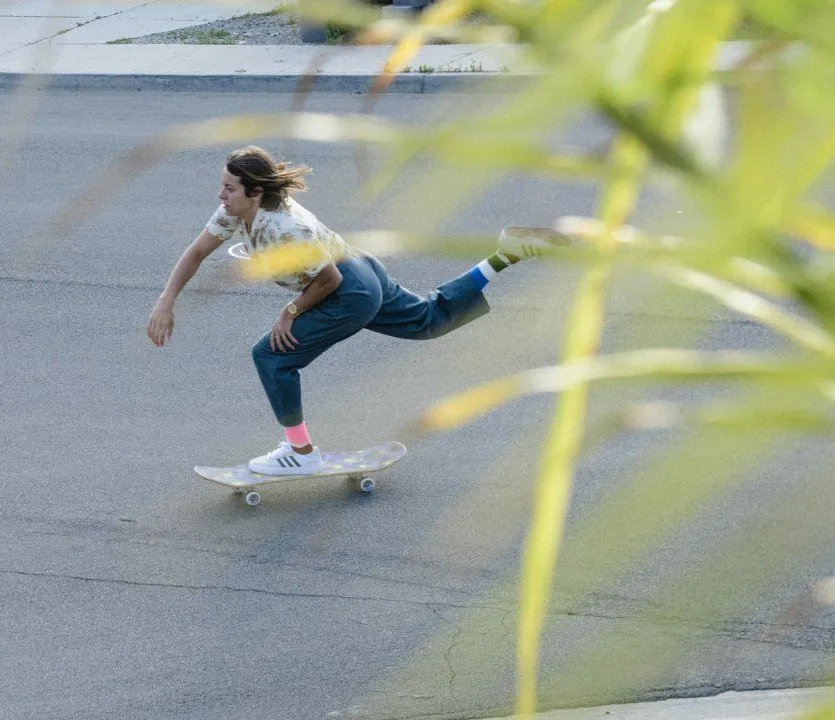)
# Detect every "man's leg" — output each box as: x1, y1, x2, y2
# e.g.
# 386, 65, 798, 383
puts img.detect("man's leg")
363, 227, 571, 340
248, 256, 383, 475
363, 255, 490, 340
